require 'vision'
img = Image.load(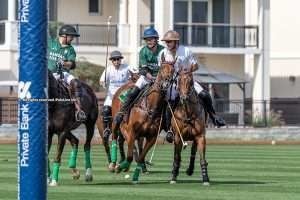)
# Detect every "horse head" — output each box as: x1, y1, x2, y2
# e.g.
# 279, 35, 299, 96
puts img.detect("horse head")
177, 67, 194, 102
156, 54, 176, 91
